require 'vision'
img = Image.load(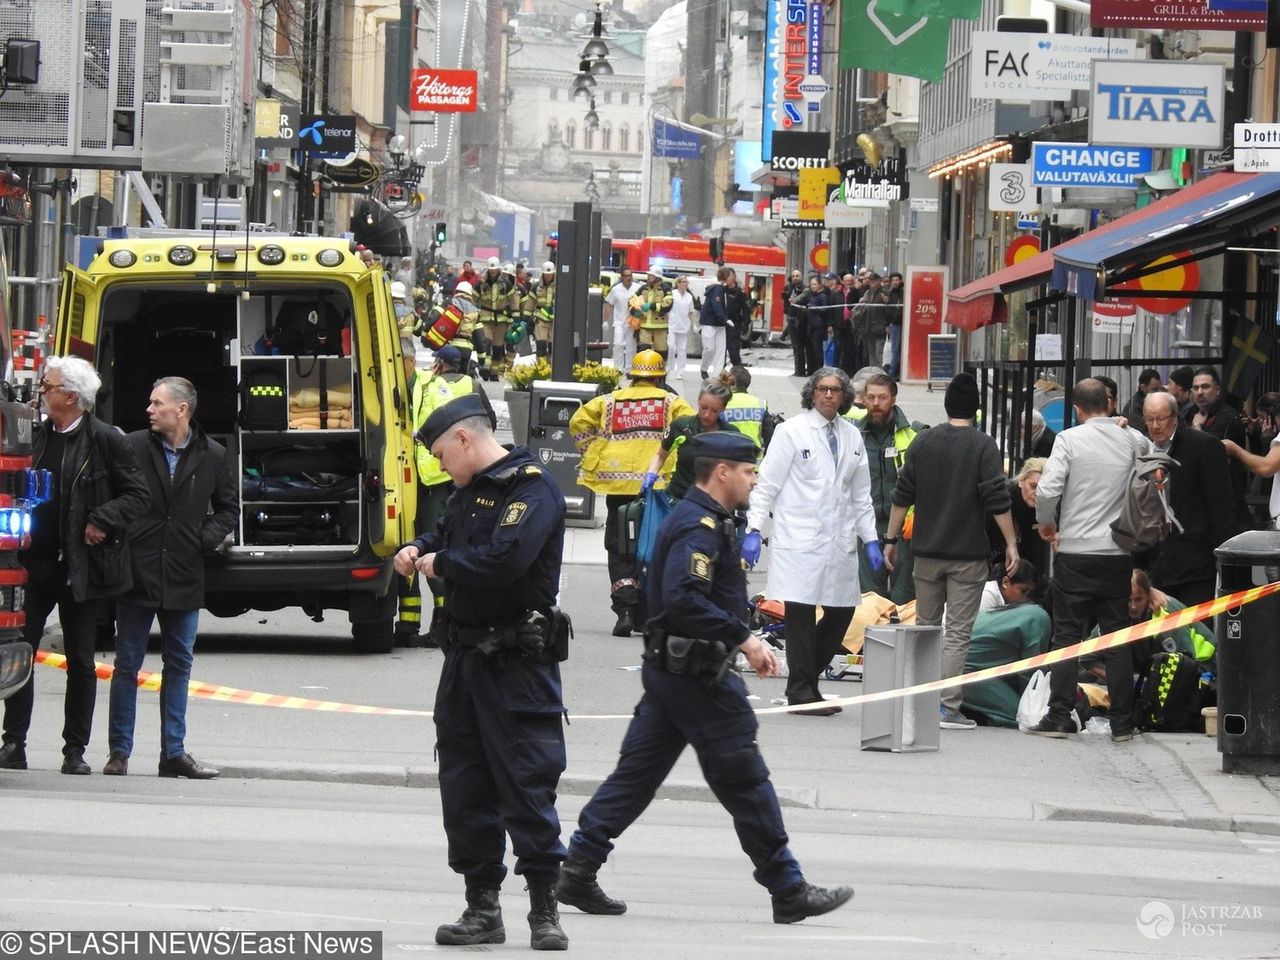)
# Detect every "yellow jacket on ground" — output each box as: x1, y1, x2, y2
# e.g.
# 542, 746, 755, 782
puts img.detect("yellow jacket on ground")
570, 383, 693, 495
